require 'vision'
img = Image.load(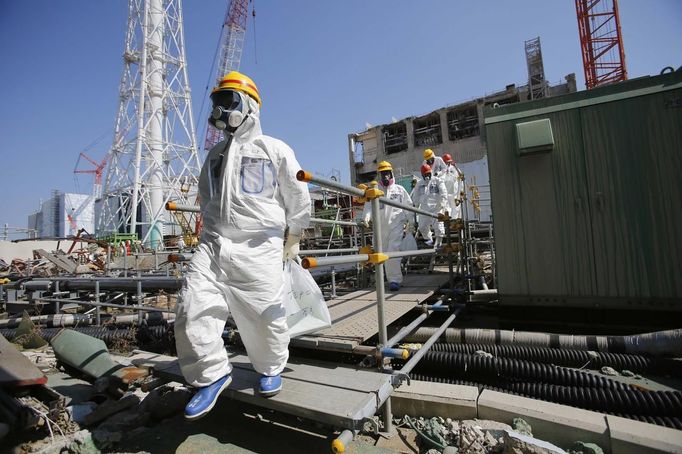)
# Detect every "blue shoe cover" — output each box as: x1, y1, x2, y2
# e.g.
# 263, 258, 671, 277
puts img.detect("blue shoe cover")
389, 282, 400, 291
259, 374, 282, 397
184, 374, 232, 420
